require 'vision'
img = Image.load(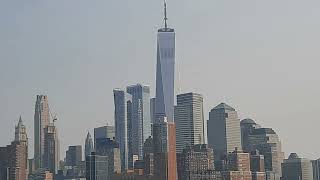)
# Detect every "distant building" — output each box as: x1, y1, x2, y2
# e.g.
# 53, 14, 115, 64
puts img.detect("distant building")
43, 123, 59, 174
177, 144, 214, 180
114, 89, 133, 171
312, 159, 320, 180
0, 118, 28, 180
142, 136, 154, 176
29, 169, 53, 180
150, 98, 156, 125
66, 145, 82, 167
153, 120, 177, 180
240, 119, 284, 180
207, 103, 242, 169
34, 95, 51, 170
85, 132, 94, 158
94, 126, 115, 146
86, 152, 109, 180
127, 84, 152, 160
250, 150, 266, 180
281, 153, 313, 180
220, 148, 252, 180
95, 138, 121, 176
175, 93, 205, 153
